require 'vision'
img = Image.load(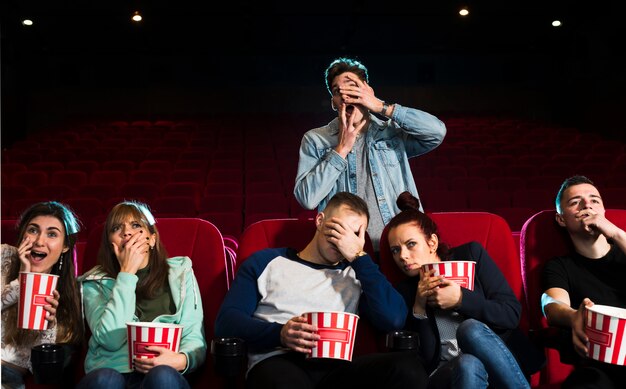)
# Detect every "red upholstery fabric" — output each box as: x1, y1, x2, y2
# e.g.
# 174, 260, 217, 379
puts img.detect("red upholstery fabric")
82, 218, 230, 388
379, 212, 522, 303
519, 209, 626, 386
